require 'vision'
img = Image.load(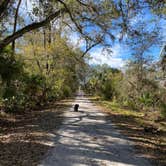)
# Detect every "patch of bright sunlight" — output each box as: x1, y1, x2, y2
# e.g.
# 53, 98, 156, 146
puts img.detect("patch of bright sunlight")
73, 161, 135, 166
